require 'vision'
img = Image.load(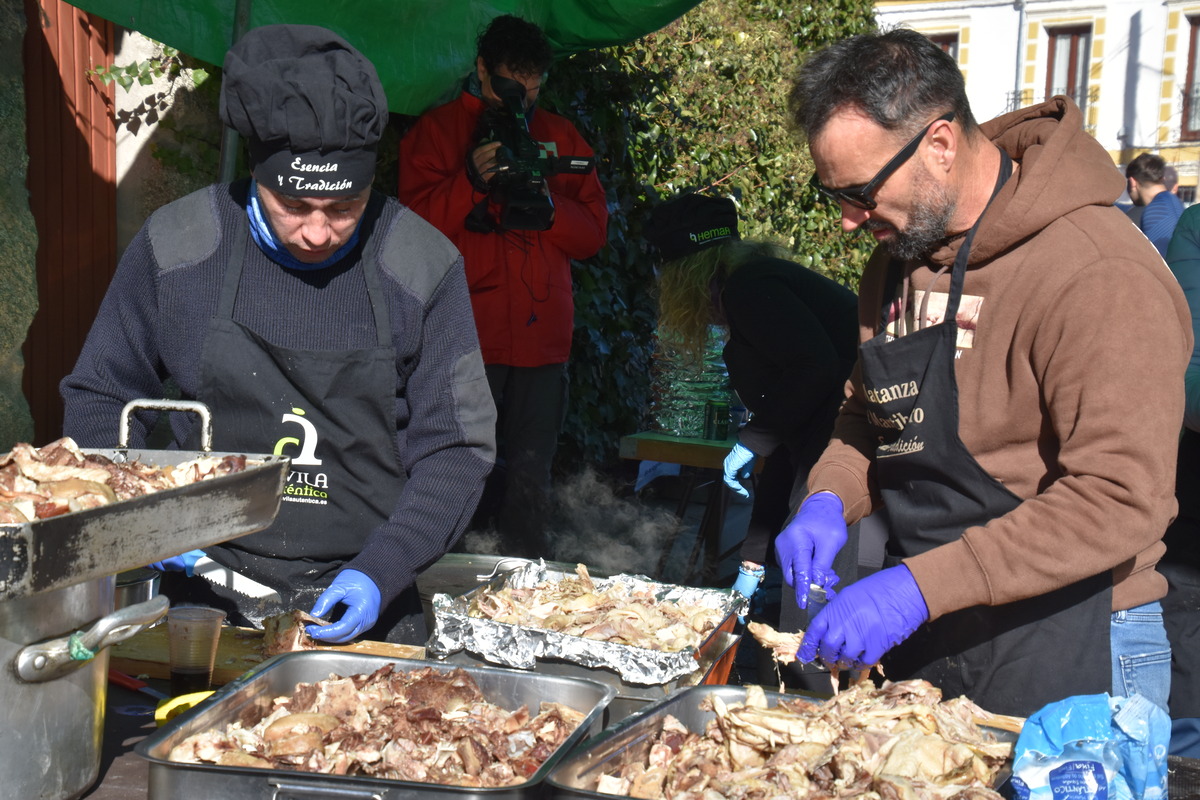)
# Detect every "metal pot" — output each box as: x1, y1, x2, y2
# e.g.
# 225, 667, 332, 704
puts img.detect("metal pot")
116, 568, 160, 612
1, 576, 167, 799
